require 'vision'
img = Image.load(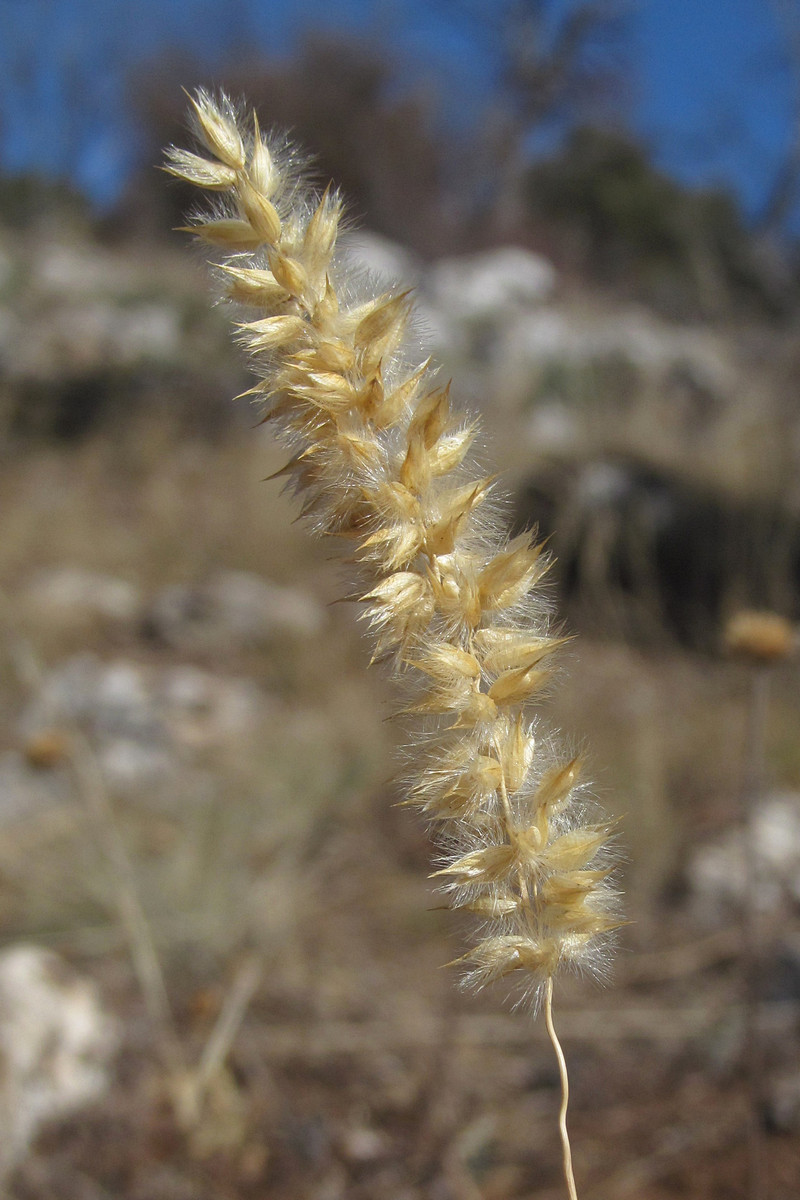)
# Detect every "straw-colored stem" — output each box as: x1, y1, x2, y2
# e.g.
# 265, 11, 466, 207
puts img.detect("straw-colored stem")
67, 729, 184, 1075
739, 665, 770, 1200
0, 588, 264, 1126
176, 954, 262, 1128
496, 735, 579, 1200
545, 975, 578, 1200
0, 591, 185, 1079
